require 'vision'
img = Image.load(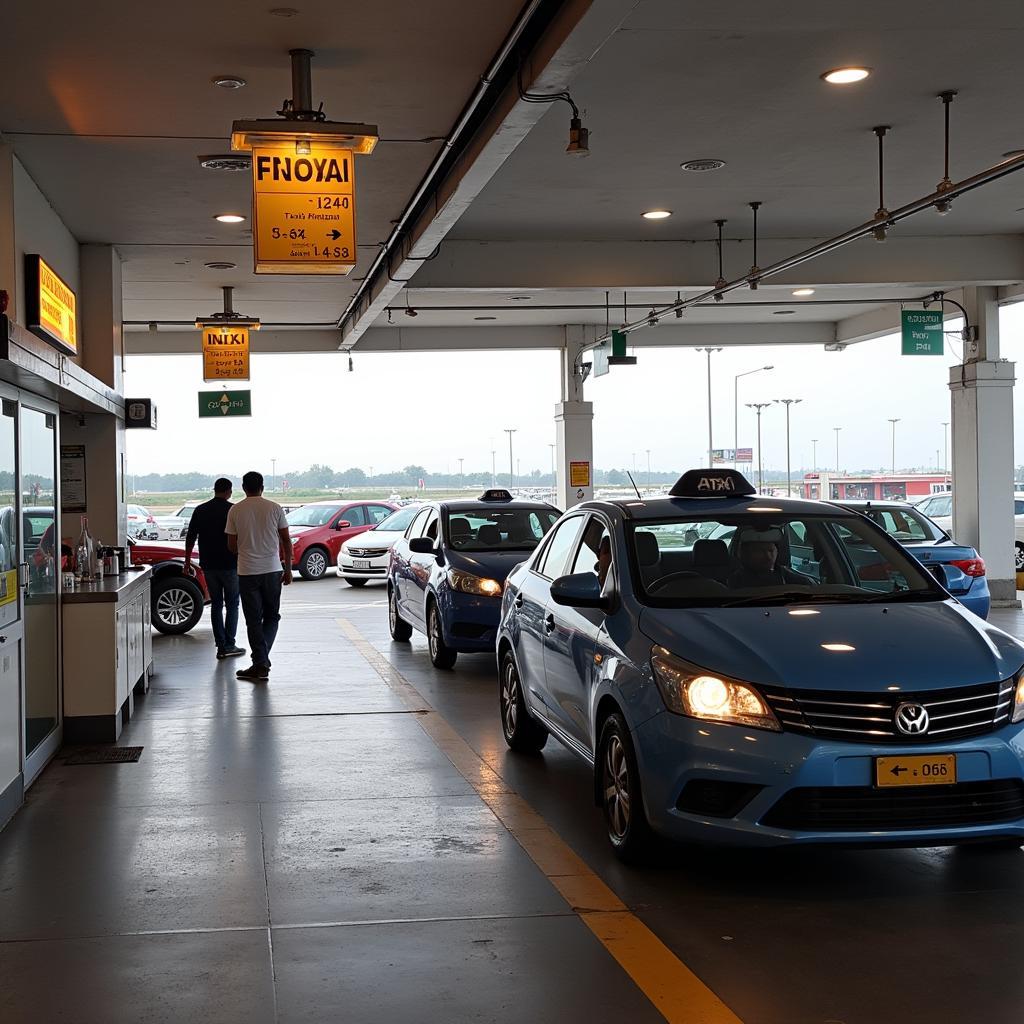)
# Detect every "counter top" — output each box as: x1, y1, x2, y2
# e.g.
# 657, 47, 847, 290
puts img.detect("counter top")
62, 565, 152, 604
